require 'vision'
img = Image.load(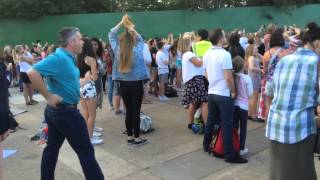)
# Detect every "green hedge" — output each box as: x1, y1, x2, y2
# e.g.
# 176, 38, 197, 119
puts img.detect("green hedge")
1, 4, 320, 46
